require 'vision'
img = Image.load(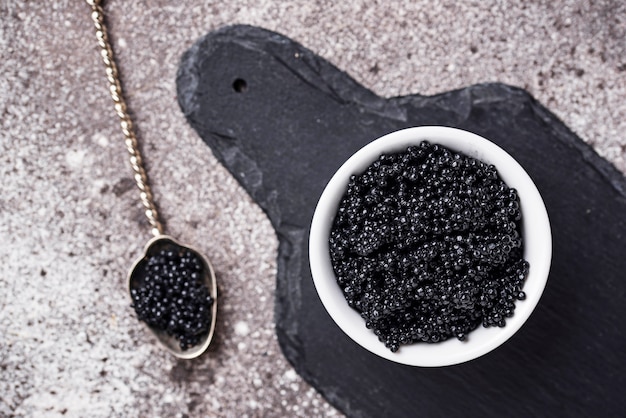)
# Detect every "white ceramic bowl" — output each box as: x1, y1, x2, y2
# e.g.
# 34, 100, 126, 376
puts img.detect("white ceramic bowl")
309, 126, 552, 367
